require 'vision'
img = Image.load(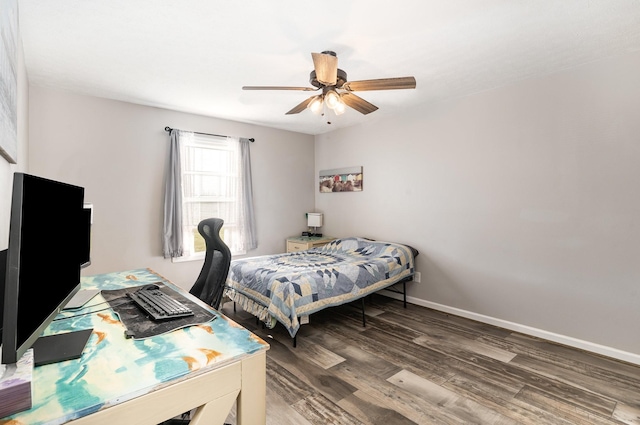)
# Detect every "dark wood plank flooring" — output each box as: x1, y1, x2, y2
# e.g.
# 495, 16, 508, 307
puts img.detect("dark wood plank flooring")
220, 295, 640, 425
